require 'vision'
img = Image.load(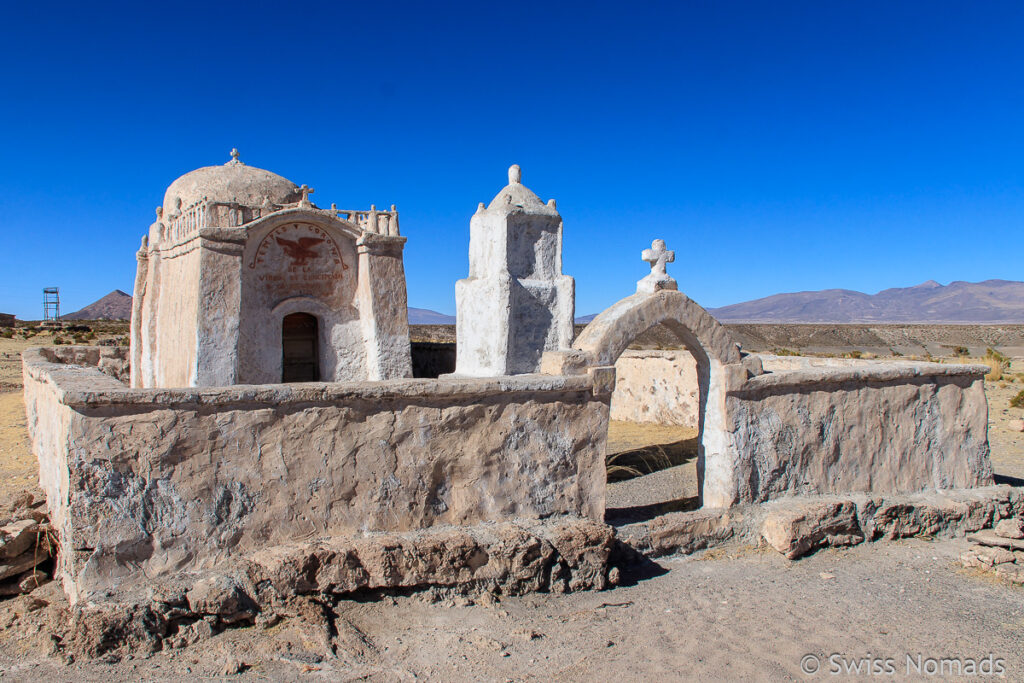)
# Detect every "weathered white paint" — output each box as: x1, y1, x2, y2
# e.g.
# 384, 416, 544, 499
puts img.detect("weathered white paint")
130, 153, 411, 388
454, 165, 574, 376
